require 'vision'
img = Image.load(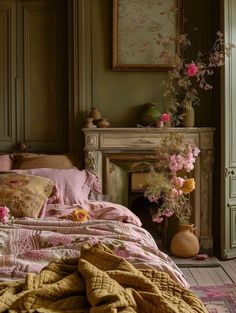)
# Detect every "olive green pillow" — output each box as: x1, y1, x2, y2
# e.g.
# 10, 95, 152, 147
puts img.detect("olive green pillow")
0, 173, 55, 218
13, 153, 80, 169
